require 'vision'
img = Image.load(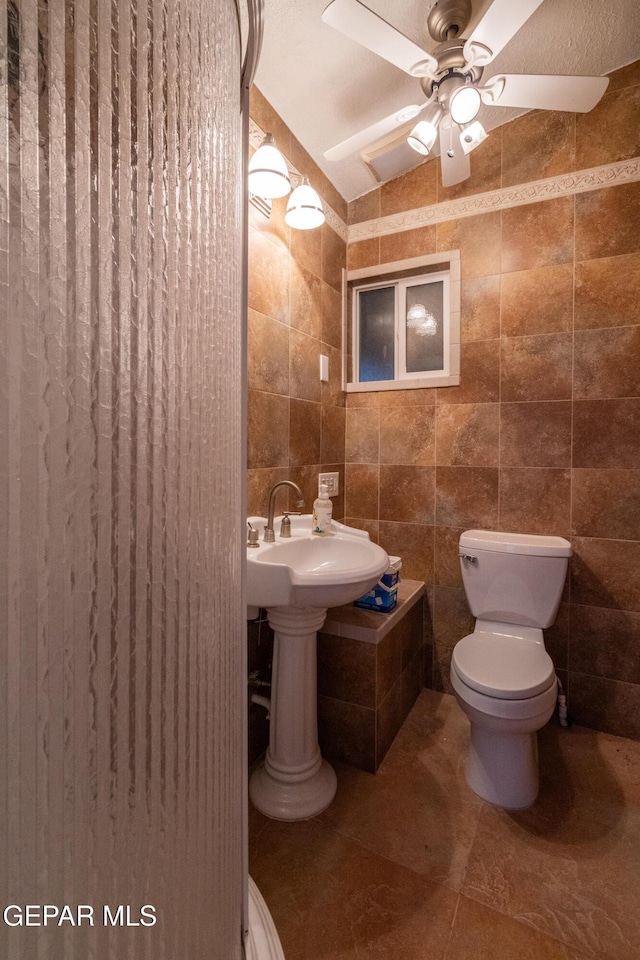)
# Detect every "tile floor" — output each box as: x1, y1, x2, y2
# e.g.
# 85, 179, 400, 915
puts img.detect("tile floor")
249, 689, 640, 960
